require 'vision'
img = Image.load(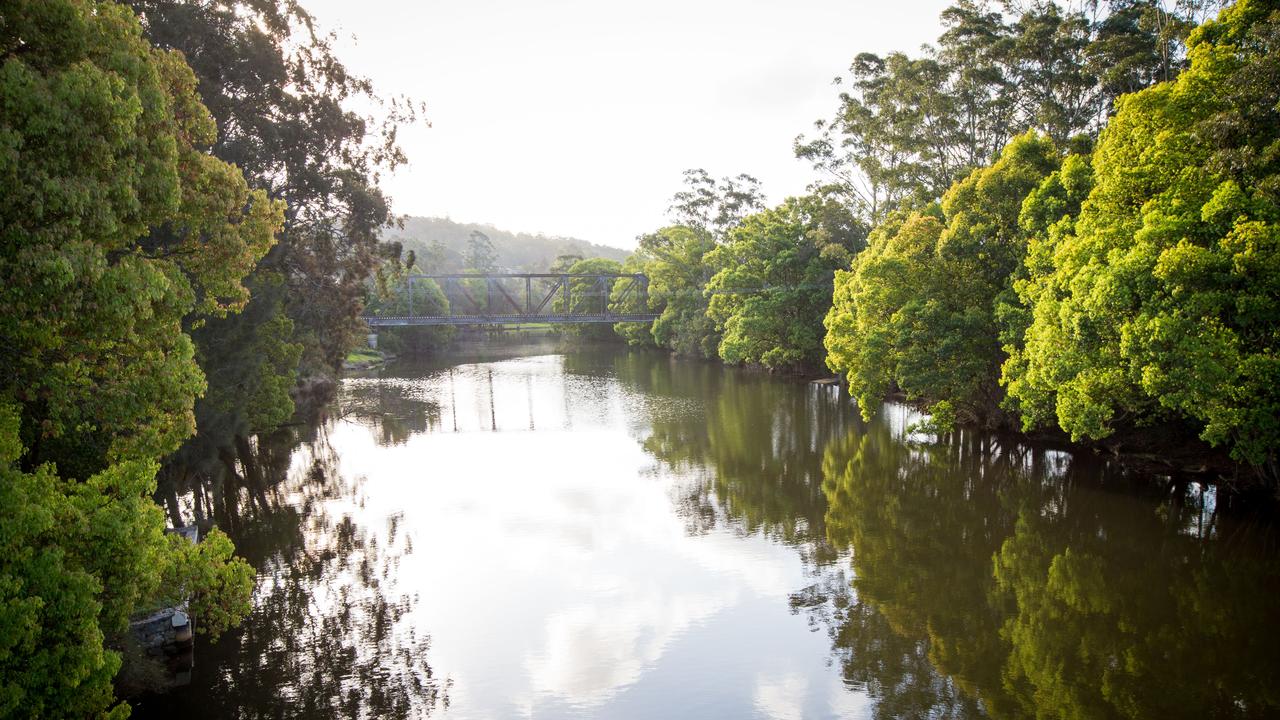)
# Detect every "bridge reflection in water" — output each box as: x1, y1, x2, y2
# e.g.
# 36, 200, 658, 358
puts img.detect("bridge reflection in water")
364, 273, 658, 326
